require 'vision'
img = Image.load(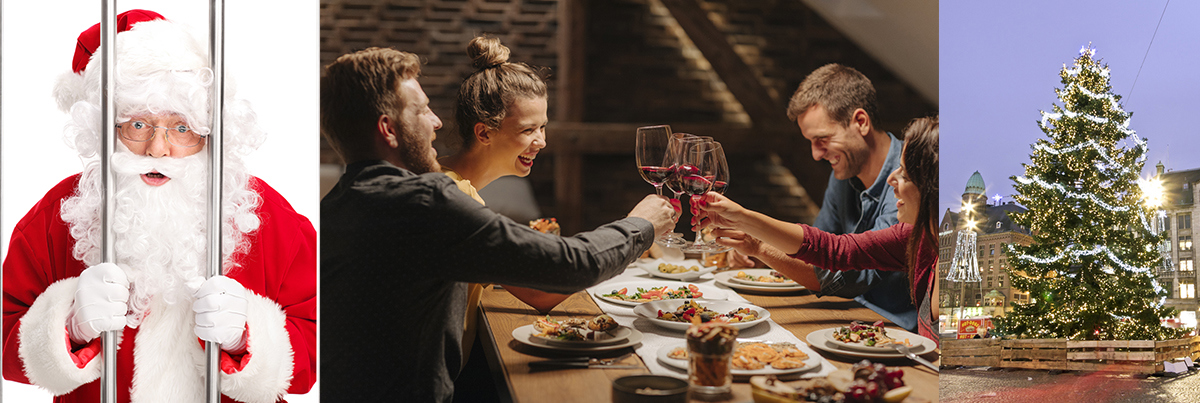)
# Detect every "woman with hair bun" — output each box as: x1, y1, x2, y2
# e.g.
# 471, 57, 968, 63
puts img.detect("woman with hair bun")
439, 36, 570, 367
